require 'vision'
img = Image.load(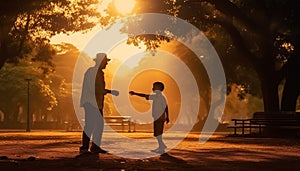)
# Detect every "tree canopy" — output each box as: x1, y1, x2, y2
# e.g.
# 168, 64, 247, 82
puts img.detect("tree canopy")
101, 0, 300, 112
169, 0, 300, 111
0, 0, 100, 69
0, 43, 82, 126
0, 60, 61, 123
